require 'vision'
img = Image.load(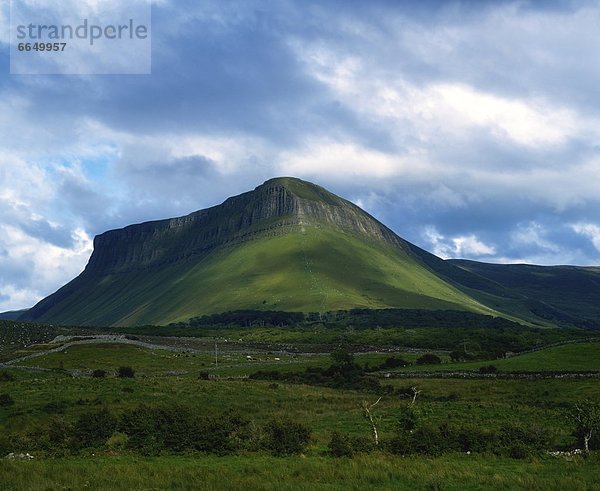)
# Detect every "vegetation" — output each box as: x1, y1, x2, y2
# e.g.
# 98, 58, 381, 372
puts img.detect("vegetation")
416, 353, 442, 365
0, 319, 598, 489
113, 315, 599, 358
569, 401, 600, 453
117, 366, 135, 378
